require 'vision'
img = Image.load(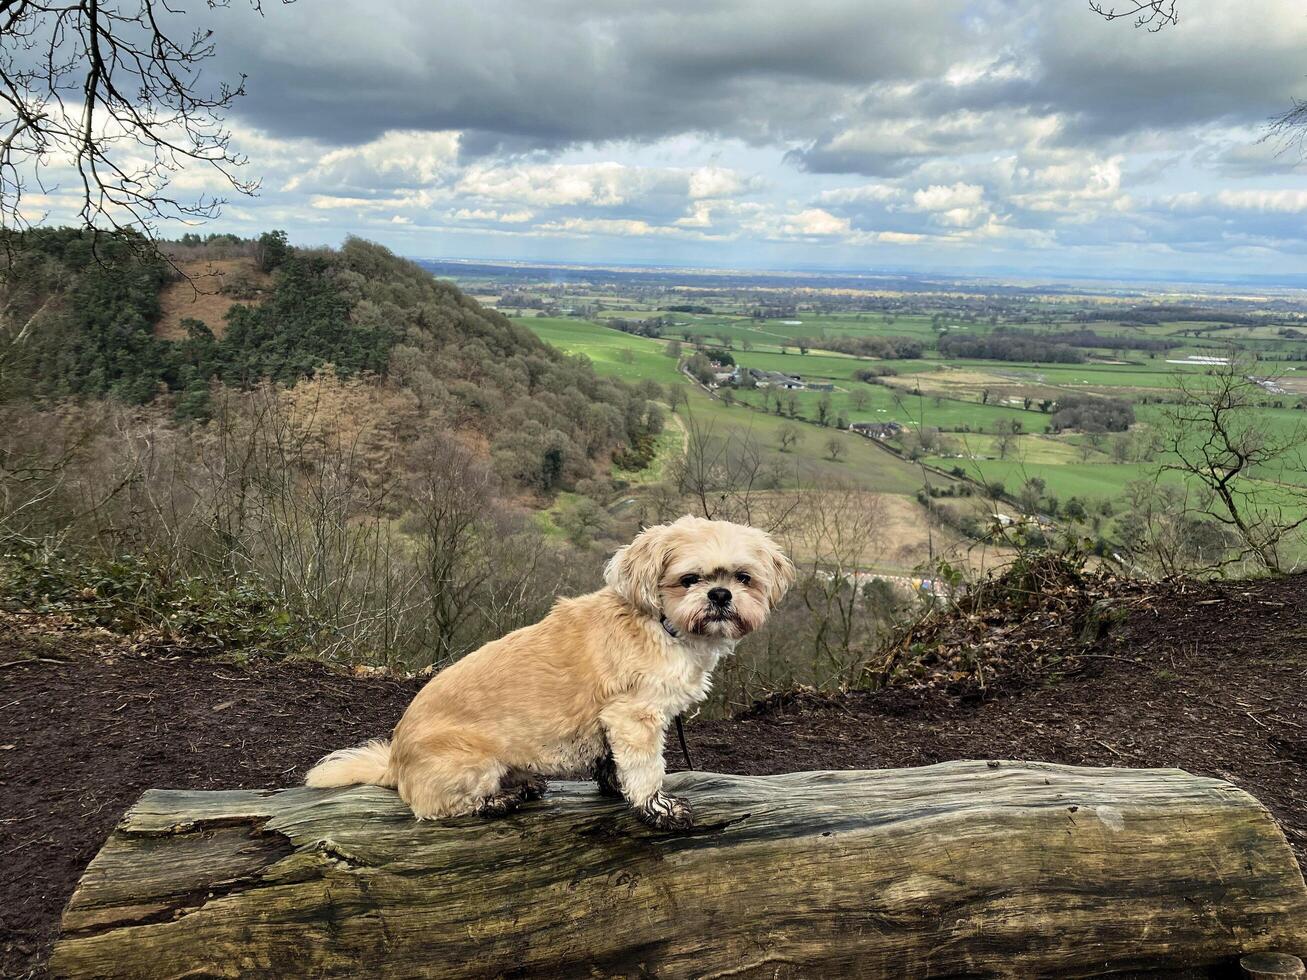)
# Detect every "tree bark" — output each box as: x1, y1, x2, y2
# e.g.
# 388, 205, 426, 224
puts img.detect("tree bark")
52, 761, 1307, 979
